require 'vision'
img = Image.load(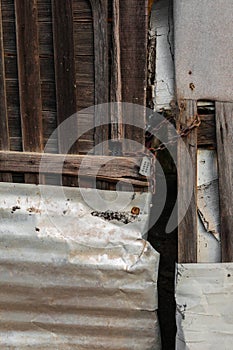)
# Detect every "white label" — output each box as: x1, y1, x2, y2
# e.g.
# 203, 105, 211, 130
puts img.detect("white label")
139, 157, 151, 177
